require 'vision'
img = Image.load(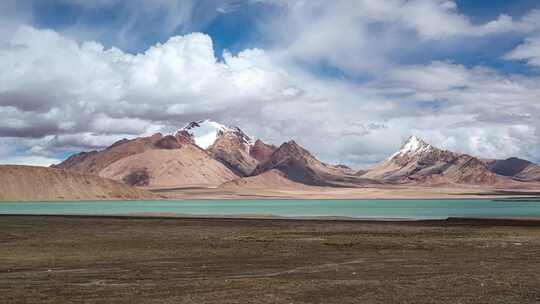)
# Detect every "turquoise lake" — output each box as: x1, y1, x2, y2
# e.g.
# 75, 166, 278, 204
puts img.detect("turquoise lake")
1, 199, 540, 219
